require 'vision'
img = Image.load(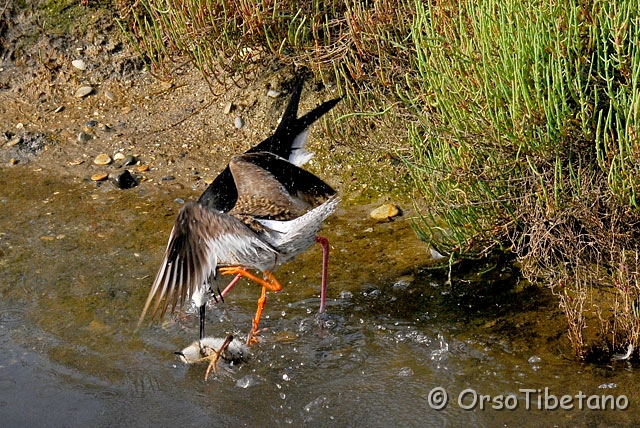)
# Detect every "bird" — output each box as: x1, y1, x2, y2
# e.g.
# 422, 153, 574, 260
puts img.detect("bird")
175, 335, 249, 380
137, 76, 342, 344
